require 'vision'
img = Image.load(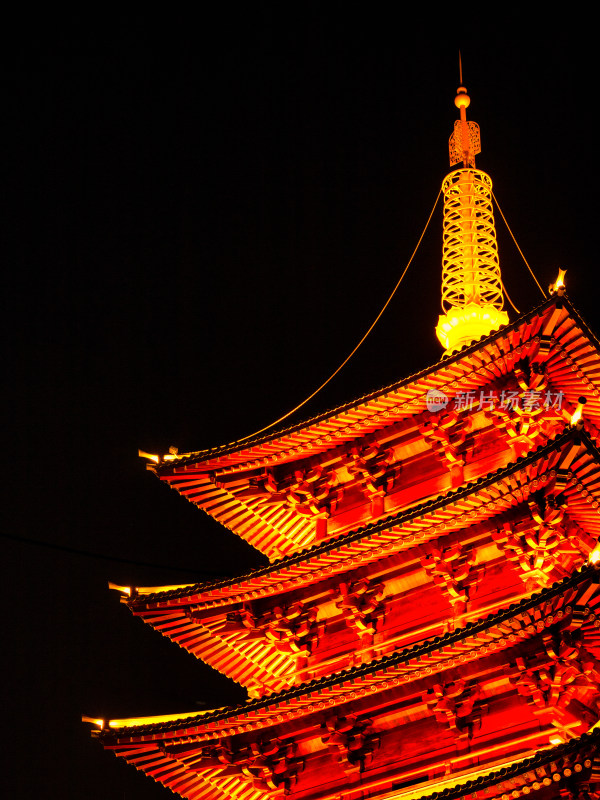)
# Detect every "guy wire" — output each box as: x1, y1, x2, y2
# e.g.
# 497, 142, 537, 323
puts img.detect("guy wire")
234, 186, 443, 443
492, 190, 547, 299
